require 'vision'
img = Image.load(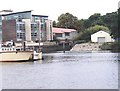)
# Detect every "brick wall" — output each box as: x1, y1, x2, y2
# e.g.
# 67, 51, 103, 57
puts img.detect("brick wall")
2, 20, 16, 42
